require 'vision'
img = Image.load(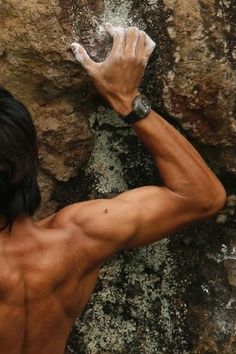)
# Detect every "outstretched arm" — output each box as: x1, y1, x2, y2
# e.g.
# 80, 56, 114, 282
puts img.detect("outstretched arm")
67, 25, 226, 264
